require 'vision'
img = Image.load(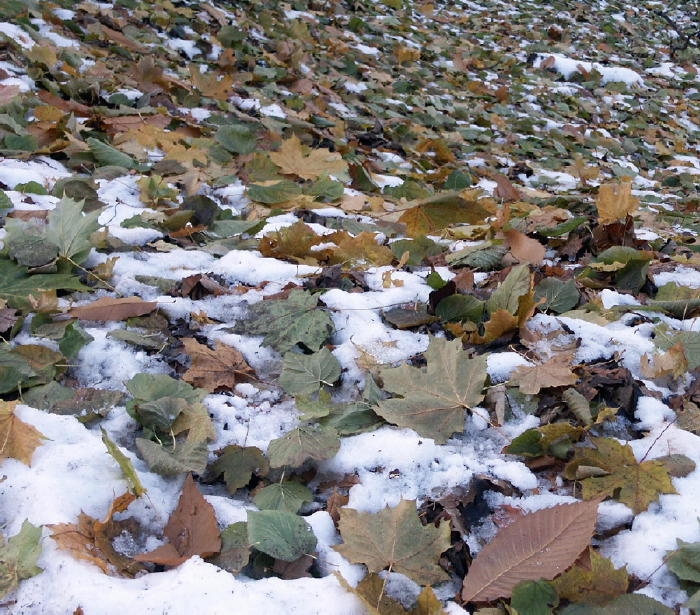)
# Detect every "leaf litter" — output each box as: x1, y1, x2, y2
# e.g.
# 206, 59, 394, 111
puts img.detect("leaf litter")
0, 0, 699, 613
